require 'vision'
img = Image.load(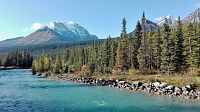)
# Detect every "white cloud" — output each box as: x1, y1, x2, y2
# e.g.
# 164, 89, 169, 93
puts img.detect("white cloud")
195, 3, 200, 8
154, 17, 163, 22
22, 22, 44, 32
31, 23, 44, 30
